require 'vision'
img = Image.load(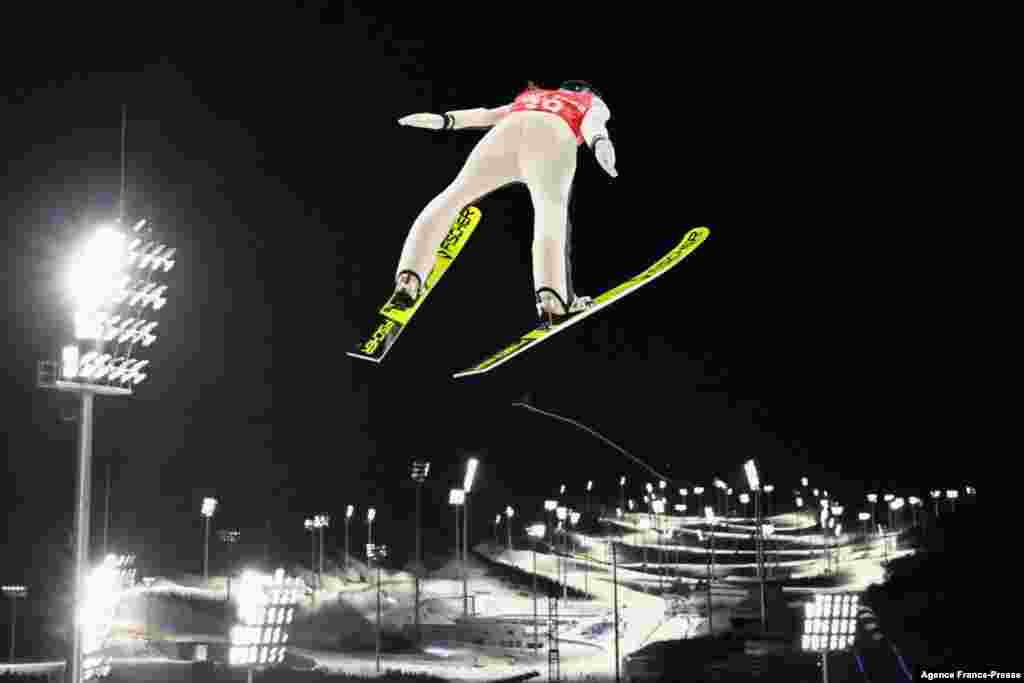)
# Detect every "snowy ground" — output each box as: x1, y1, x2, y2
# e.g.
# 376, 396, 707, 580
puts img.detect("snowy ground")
94, 511, 906, 682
